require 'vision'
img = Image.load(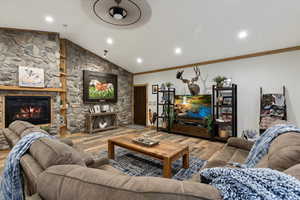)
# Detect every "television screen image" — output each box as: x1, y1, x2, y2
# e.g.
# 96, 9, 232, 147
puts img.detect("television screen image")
83, 70, 118, 103
89, 79, 115, 99
175, 95, 212, 120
